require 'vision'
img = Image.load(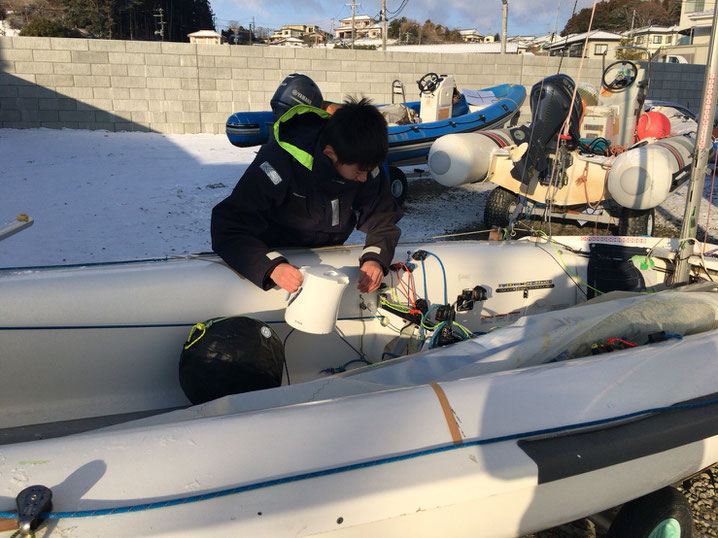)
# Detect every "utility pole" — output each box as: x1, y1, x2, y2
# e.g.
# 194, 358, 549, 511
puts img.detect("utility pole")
345, 0, 360, 49
153, 7, 166, 41
500, 0, 508, 55
250, 16, 254, 45
381, 0, 387, 52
